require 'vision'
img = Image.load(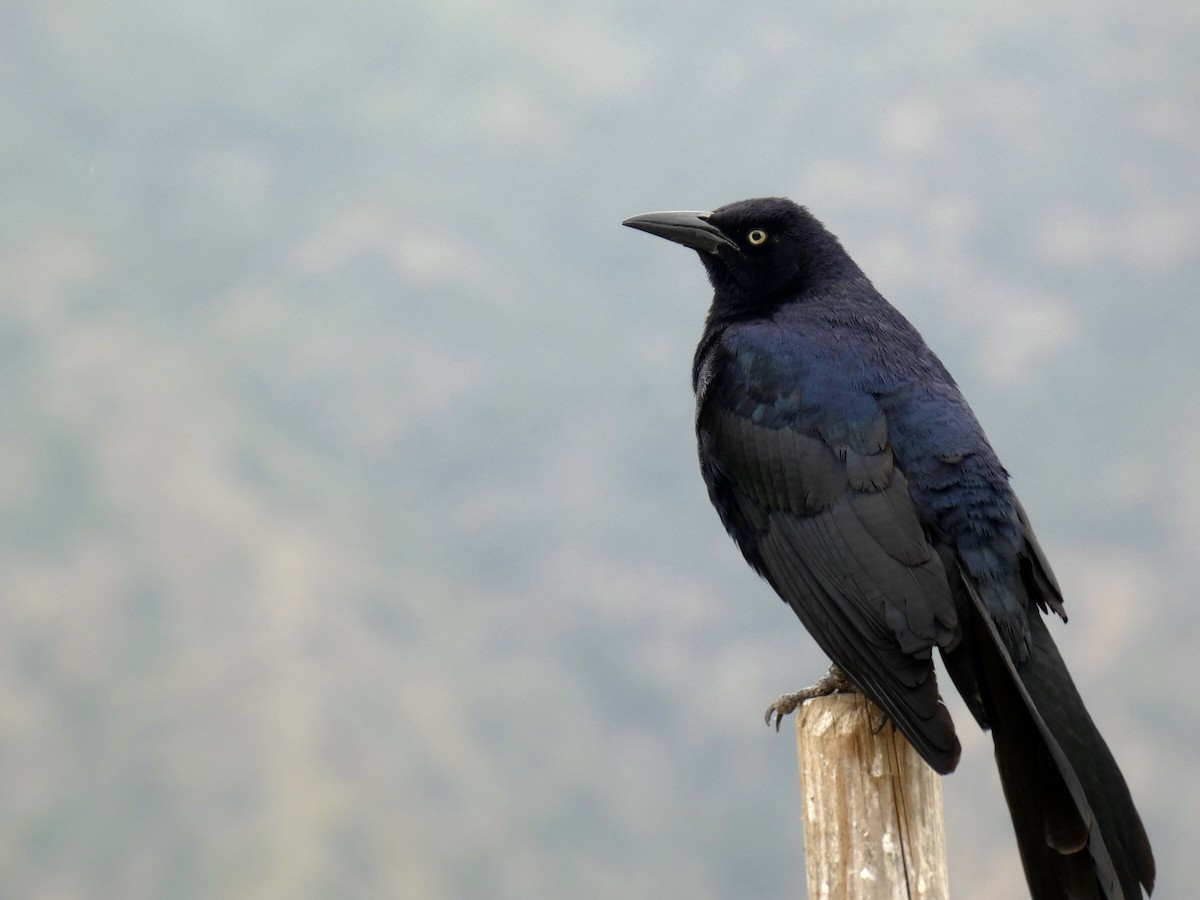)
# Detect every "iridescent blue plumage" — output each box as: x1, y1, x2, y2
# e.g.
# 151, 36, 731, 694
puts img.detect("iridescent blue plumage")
625, 197, 1154, 900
